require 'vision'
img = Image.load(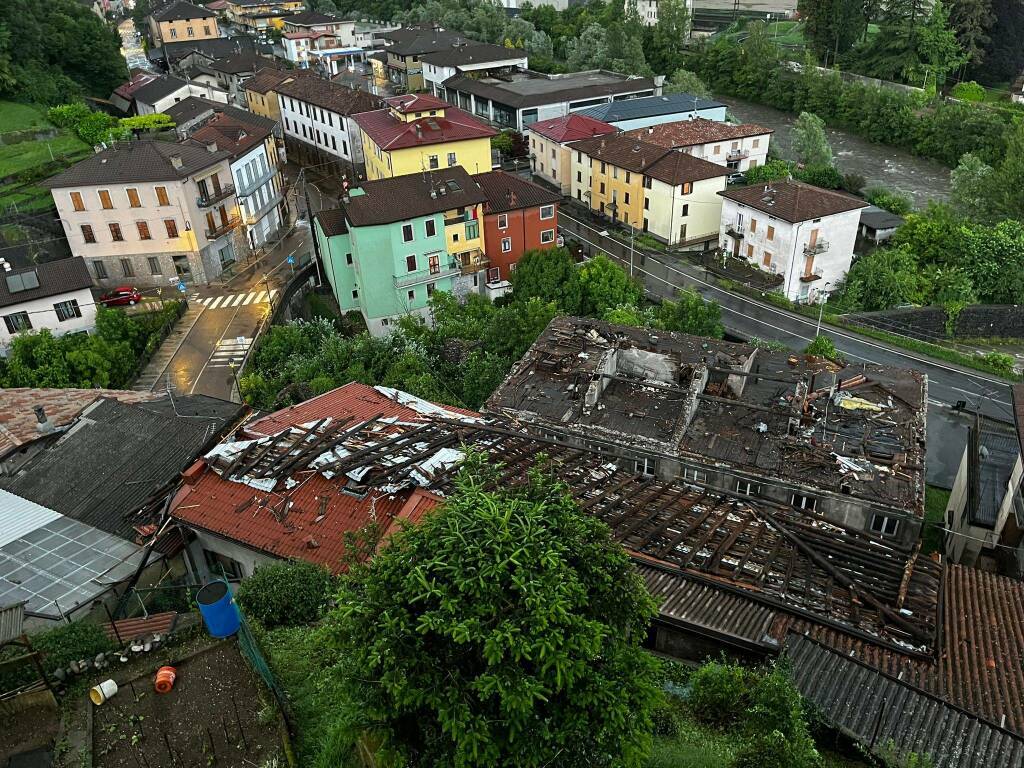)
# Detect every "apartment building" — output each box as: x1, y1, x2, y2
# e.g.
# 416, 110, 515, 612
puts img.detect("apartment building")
281, 11, 368, 73
223, 0, 304, 31
277, 75, 383, 178
314, 167, 488, 335
243, 67, 304, 123
149, 0, 221, 46
570, 132, 729, 249
124, 73, 228, 115
524, 113, 616, 194
0, 259, 96, 354
719, 181, 867, 302
44, 141, 244, 288
422, 43, 528, 97
625, 117, 773, 173
354, 93, 496, 181
379, 25, 471, 92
